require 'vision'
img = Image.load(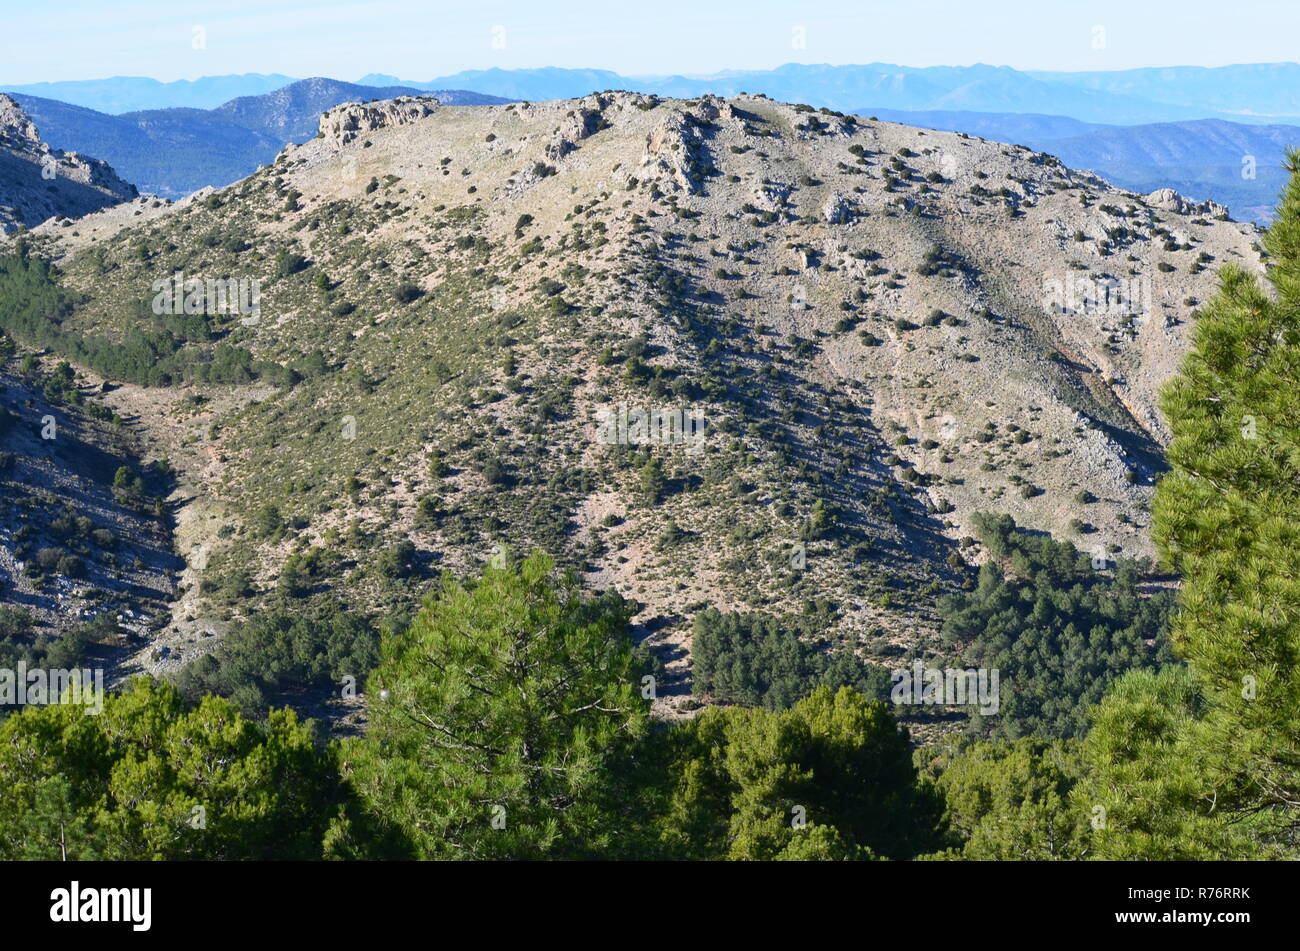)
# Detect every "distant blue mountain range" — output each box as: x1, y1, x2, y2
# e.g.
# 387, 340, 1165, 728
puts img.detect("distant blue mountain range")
356, 62, 1300, 125
4, 63, 1298, 220
0, 74, 297, 113
11, 63, 1300, 123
